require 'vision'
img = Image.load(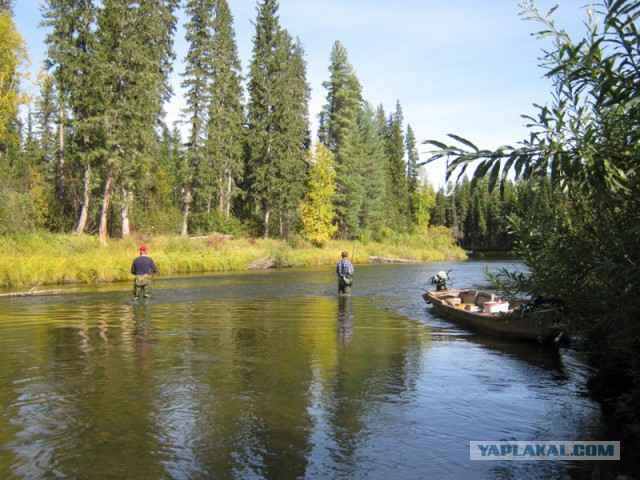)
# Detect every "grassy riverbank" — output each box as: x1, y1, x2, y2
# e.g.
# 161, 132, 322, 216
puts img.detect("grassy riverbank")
0, 228, 466, 288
